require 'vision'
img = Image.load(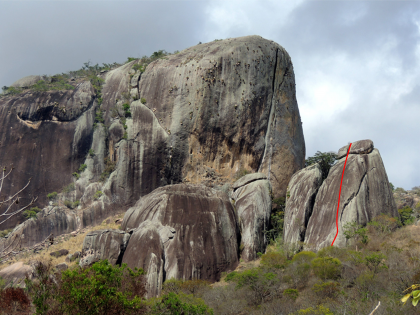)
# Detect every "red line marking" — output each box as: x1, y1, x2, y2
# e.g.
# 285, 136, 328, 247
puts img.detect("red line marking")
331, 142, 352, 246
